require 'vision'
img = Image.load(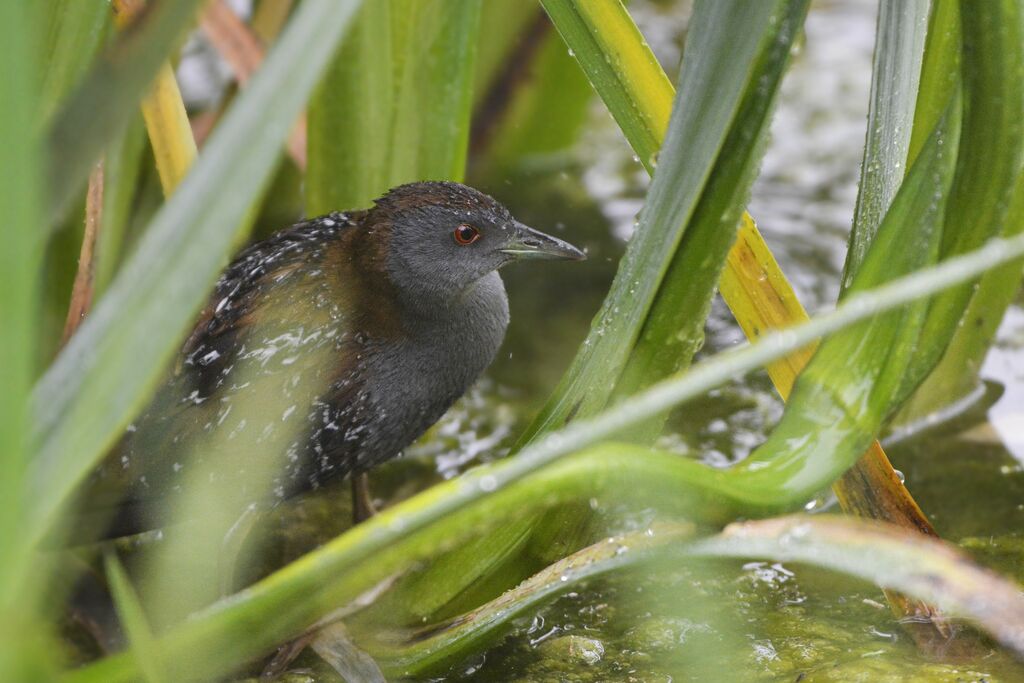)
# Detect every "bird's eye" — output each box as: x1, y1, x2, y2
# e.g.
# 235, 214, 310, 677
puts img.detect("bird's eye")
453, 223, 481, 245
